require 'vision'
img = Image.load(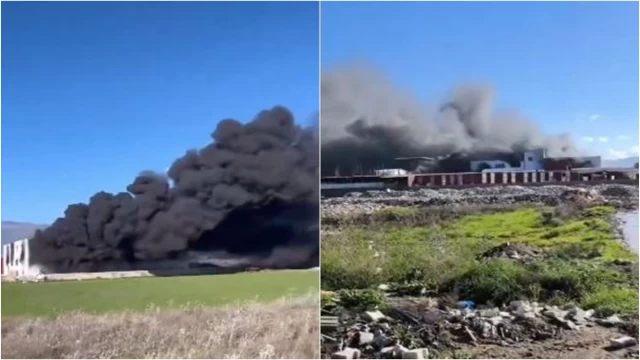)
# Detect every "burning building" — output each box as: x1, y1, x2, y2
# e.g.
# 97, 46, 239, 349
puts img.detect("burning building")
320, 64, 581, 177
22, 106, 319, 275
